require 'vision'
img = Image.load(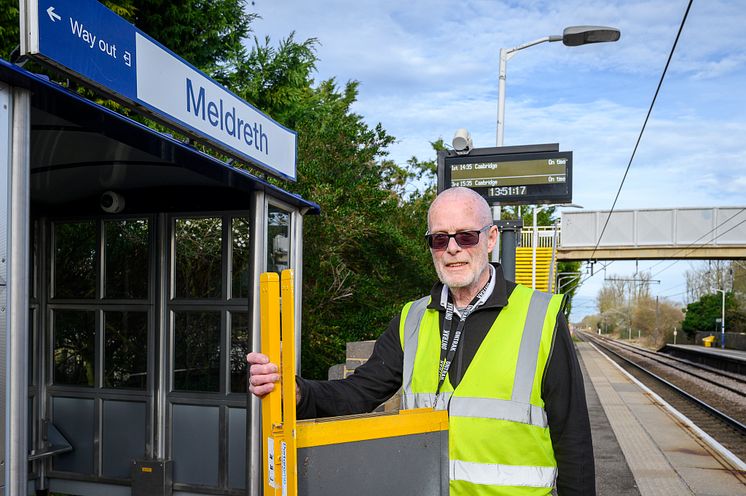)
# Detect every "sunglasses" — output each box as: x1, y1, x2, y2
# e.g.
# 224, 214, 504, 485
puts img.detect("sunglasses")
425, 225, 492, 250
